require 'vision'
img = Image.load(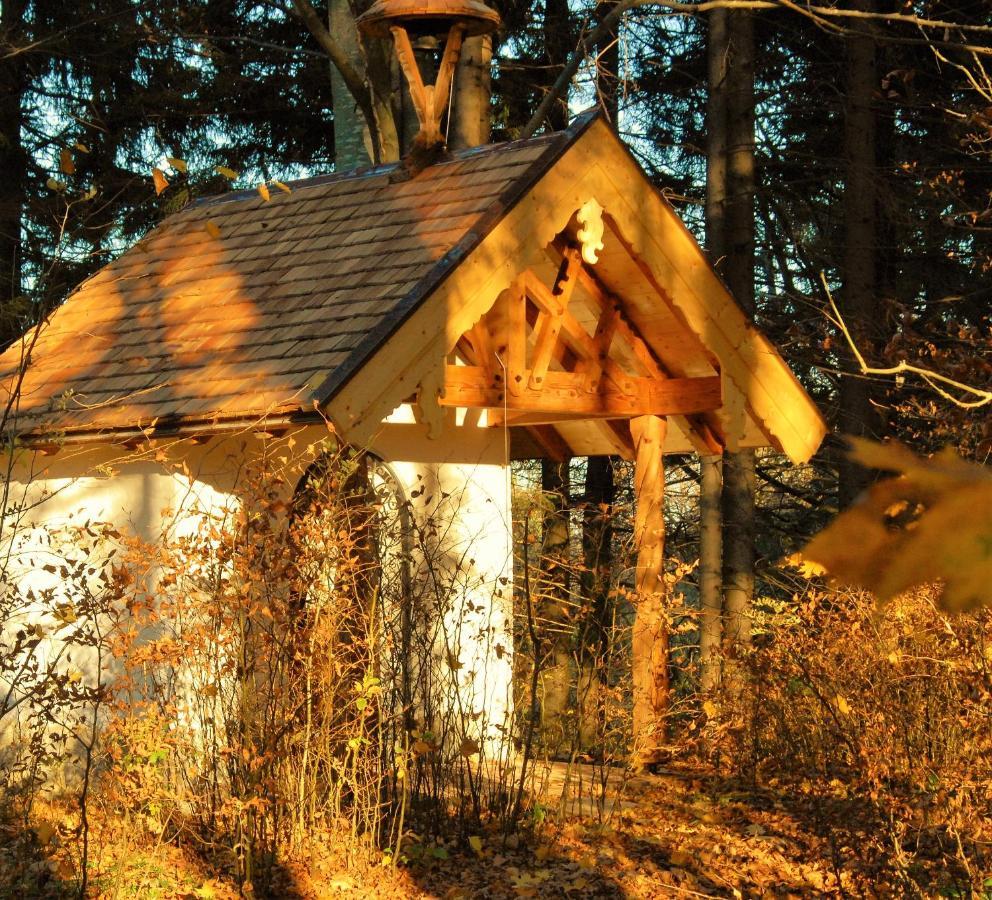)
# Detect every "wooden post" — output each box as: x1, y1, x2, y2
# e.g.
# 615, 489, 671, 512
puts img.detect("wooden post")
630, 414, 668, 768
